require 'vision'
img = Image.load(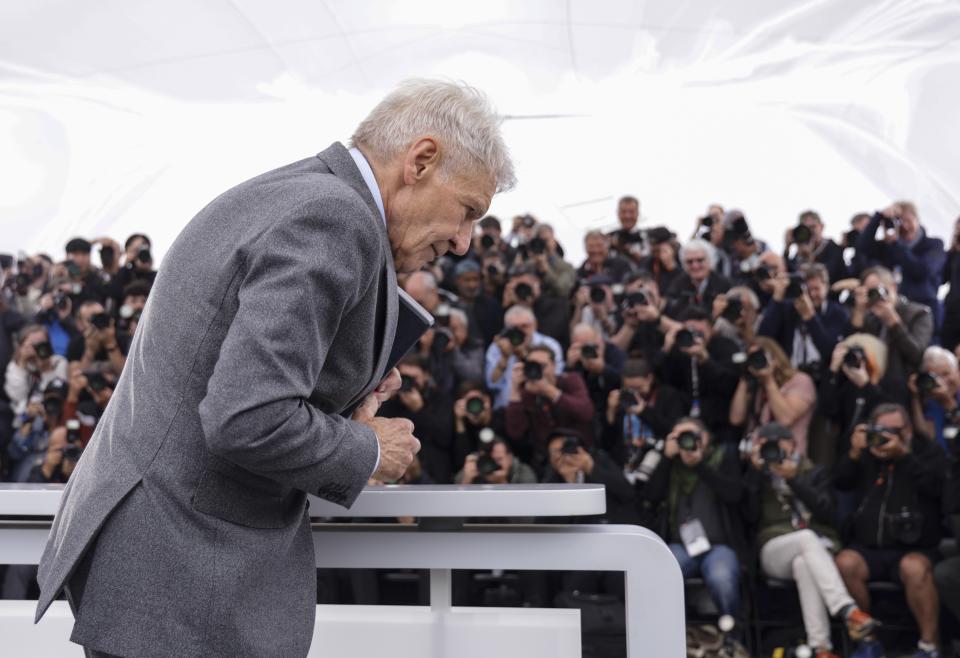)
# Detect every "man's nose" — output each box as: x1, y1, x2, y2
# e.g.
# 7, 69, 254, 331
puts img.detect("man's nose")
451, 223, 472, 256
